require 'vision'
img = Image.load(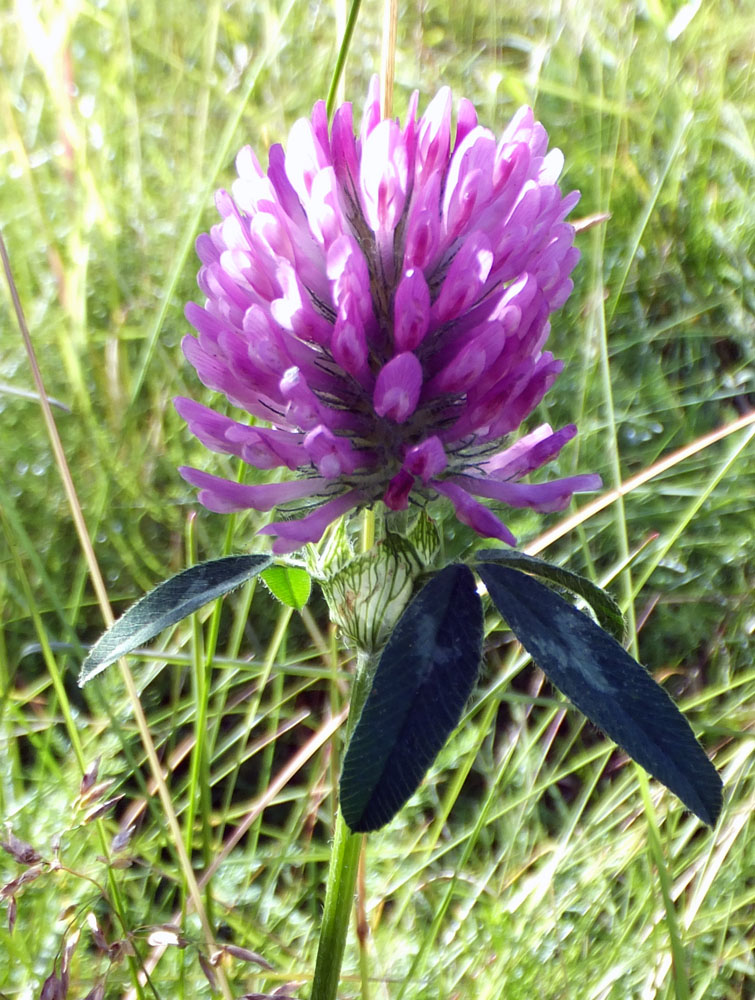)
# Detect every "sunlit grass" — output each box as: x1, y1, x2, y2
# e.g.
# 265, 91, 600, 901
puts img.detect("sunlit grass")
1, 0, 754, 996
